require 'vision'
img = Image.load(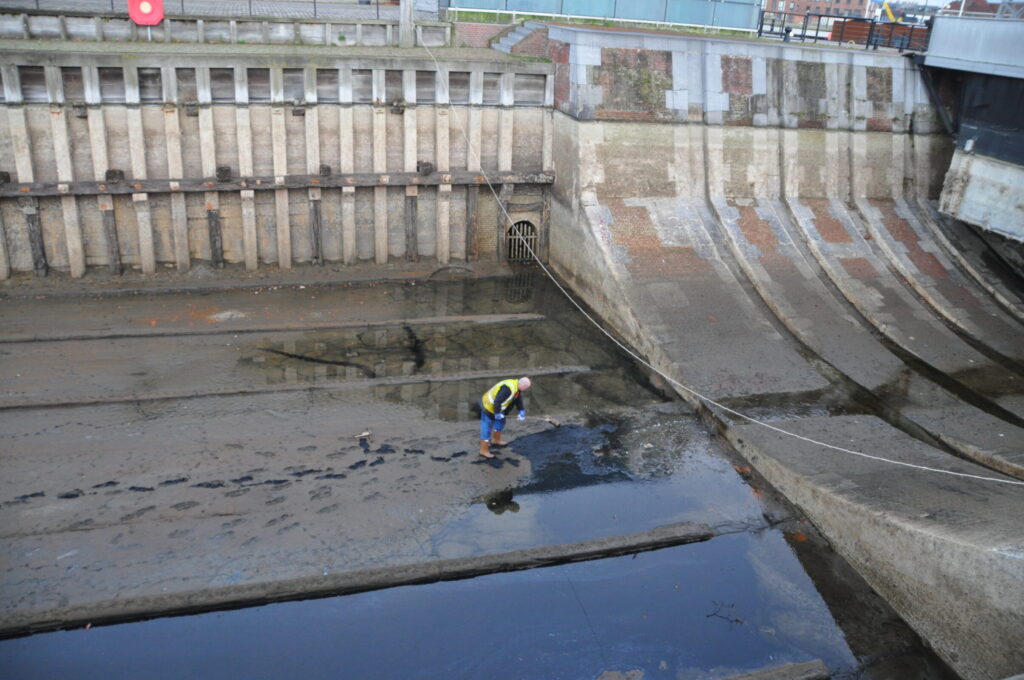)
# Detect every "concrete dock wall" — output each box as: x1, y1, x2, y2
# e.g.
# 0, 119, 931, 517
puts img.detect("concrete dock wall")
0, 47, 554, 277
532, 26, 1024, 680
0, 12, 452, 48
